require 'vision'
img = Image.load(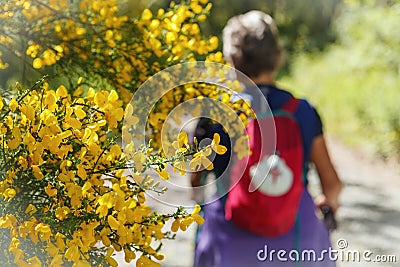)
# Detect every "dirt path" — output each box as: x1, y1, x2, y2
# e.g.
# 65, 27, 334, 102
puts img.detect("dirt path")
115, 136, 400, 266
324, 137, 400, 267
